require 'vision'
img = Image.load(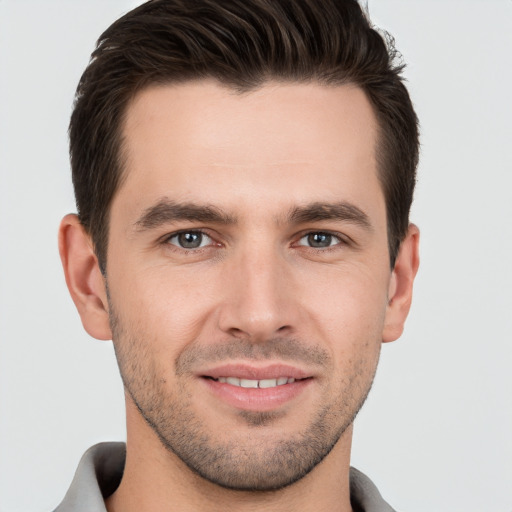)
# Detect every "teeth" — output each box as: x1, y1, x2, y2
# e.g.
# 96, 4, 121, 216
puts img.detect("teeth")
217, 377, 296, 388
240, 378, 259, 388
259, 378, 278, 389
